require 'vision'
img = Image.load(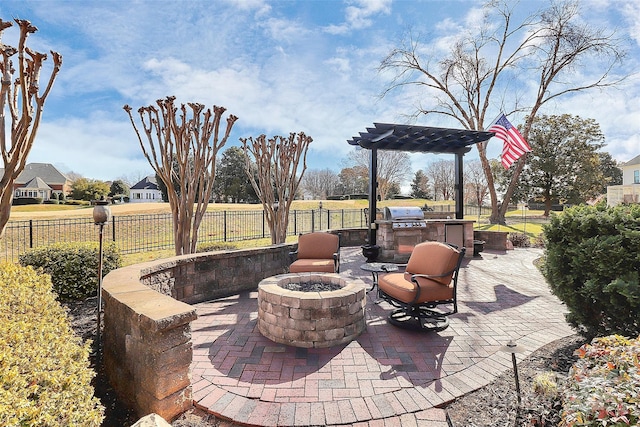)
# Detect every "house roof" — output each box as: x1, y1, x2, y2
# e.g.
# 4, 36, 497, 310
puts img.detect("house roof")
23, 177, 52, 190
130, 175, 160, 190
622, 154, 640, 167
11, 163, 69, 185
347, 123, 495, 154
